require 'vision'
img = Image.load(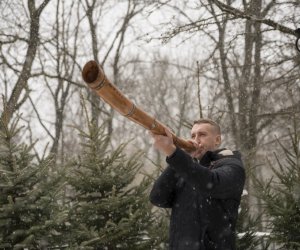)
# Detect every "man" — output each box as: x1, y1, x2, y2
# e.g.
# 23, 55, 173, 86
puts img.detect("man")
149, 119, 245, 250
